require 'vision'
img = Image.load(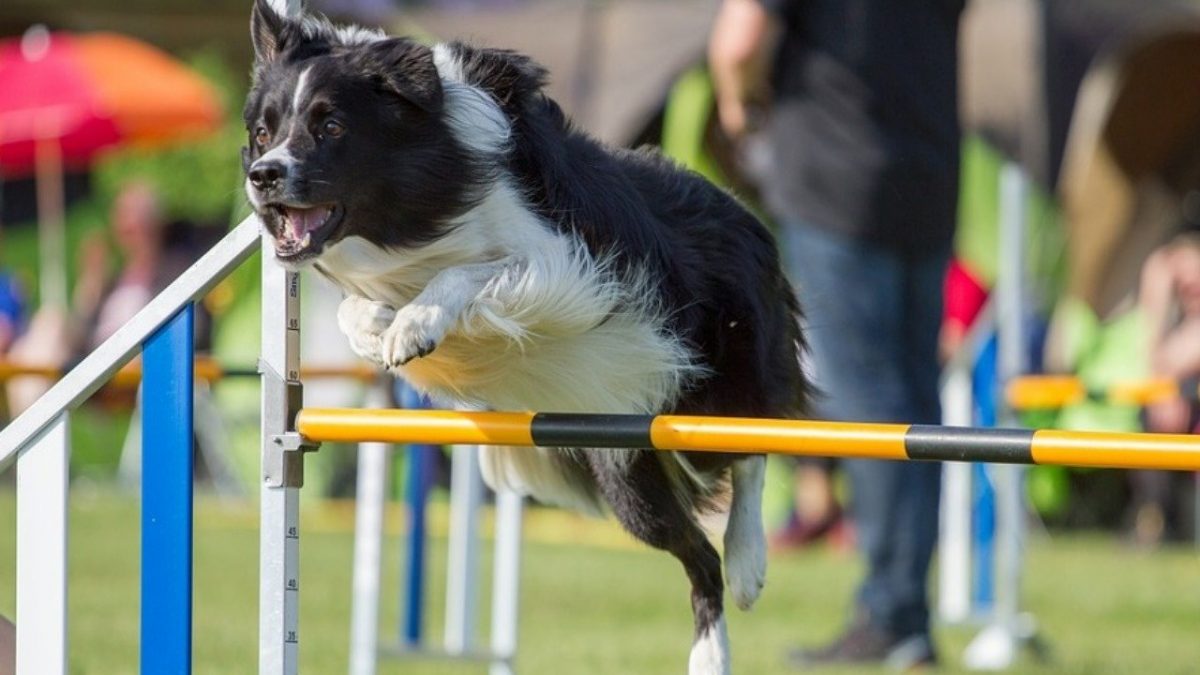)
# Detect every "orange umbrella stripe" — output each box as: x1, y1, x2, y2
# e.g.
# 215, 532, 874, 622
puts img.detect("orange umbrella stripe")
74, 33, 221, 144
